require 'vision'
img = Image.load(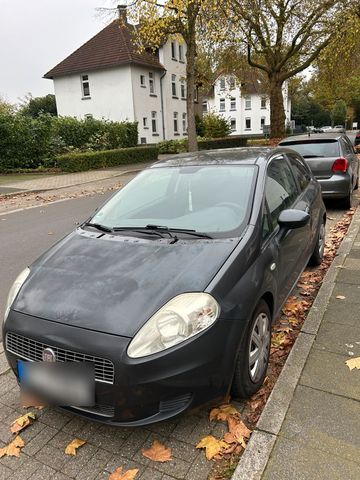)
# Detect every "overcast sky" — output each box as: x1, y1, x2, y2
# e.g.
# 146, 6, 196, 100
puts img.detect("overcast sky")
0, 0, 117, 104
